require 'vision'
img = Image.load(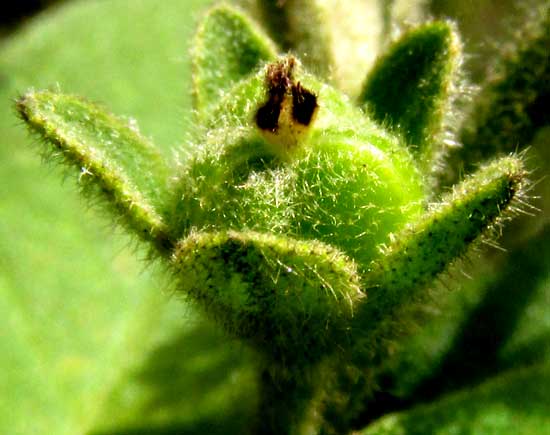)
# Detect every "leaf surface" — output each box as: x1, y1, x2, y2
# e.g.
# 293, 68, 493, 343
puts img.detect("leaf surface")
0, 1, 257, 434
361, 363, 550, 434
